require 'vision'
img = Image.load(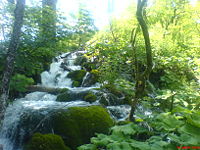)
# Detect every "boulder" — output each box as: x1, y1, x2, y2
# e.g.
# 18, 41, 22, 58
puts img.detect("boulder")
81, 70, 99, 87
16, 106, 114, 150
56, 90, 89, 102
26, 133, 71, 150
74, 56, 87, 66
83, 92, 97, 103
67, 70, 86, 87
52, 106, 114, 149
